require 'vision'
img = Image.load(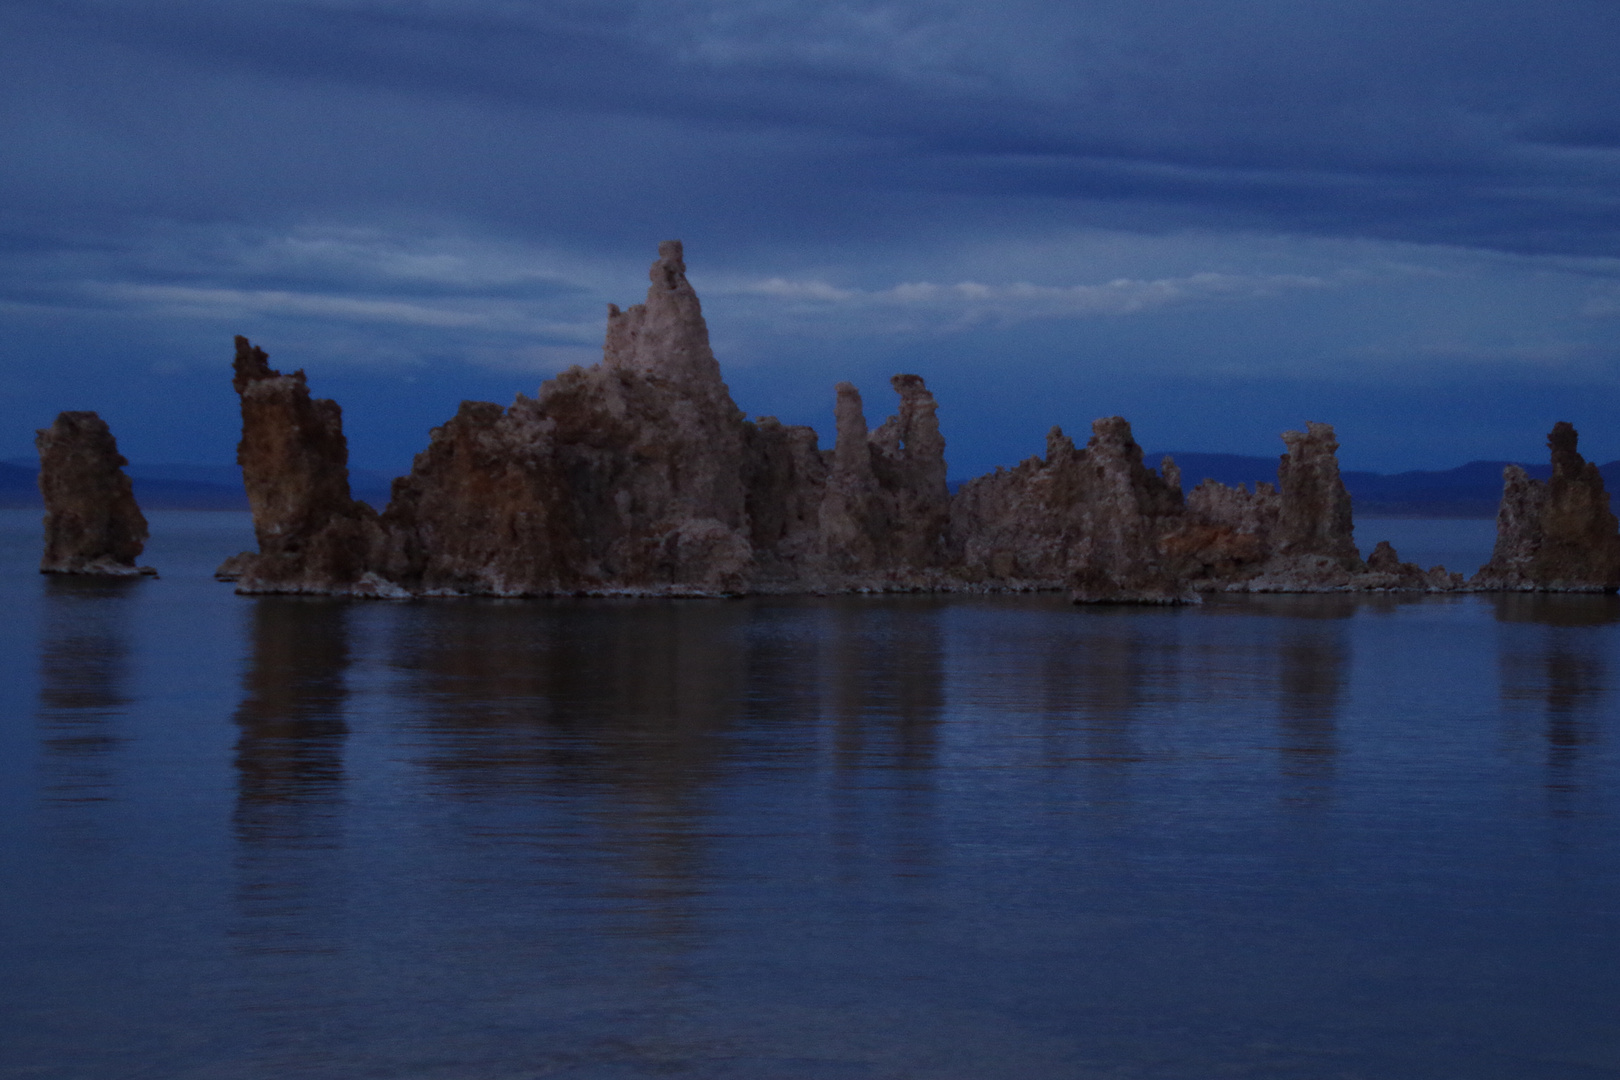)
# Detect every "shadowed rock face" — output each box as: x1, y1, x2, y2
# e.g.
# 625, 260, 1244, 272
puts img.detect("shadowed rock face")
820, 376, 952, 578
36, 411, 152, 576
1065, 418, 1194, 604
223, 243, 954, 597
1162, 421, 1377, 592
1276, 422, 1362, 567
951, 414, 1423, 601
218, 241, 1577, 601
220, 337, 387, 594
1473, 422, 1620, 592
949, 417, 1193, 603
